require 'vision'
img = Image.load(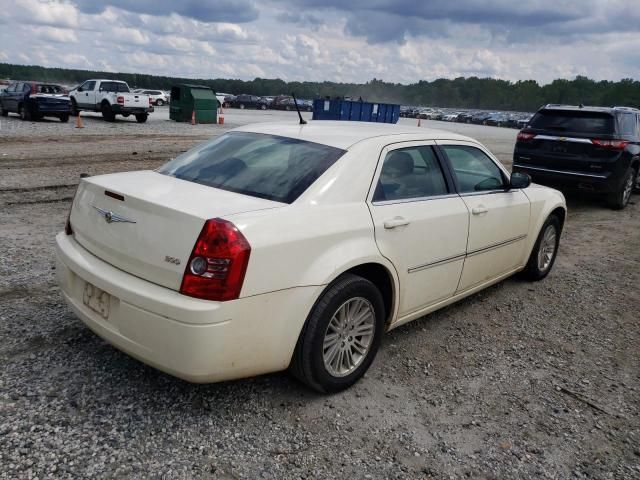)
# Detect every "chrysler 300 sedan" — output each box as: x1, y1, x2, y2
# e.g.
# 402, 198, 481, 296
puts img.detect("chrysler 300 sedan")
56, 121, 566, 392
